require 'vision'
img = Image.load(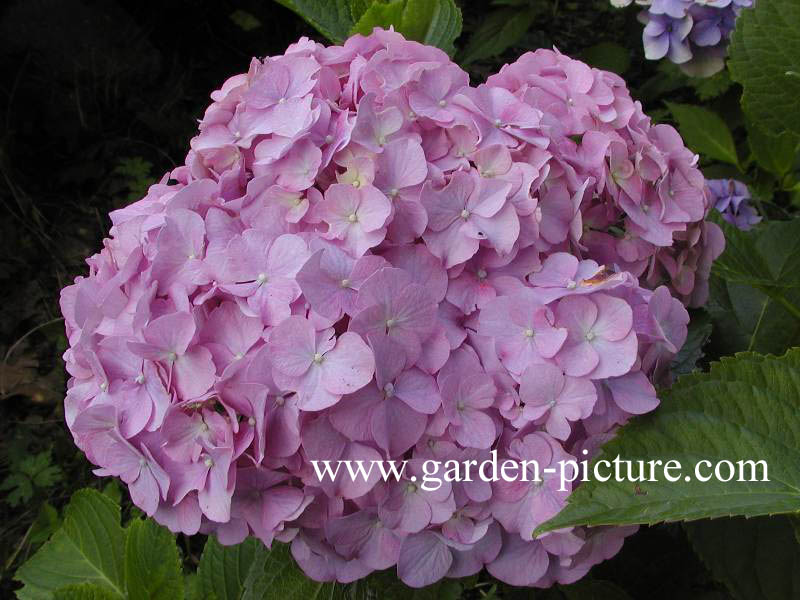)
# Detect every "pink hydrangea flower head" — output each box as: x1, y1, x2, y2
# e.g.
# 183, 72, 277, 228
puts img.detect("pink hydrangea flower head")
60, 29, 721, 589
